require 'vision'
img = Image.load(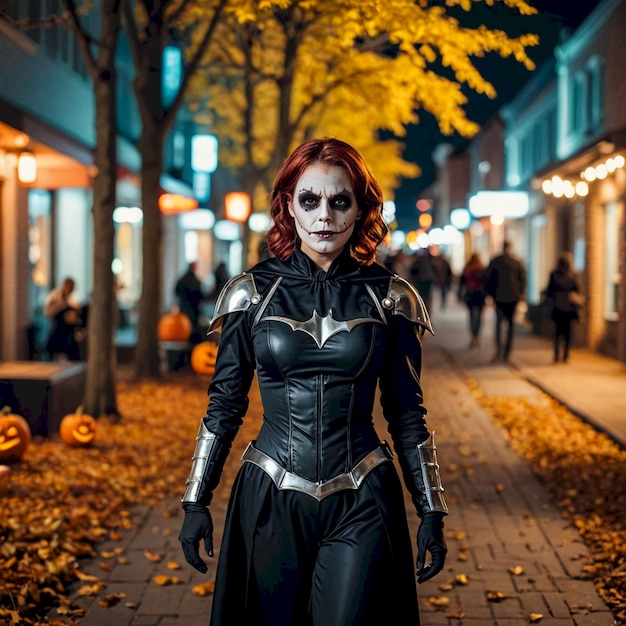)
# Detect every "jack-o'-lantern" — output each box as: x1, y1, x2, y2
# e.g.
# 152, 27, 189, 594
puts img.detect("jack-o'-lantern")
60, 406, 97, 447
158, 307, 192, 342
190, 341, 219, 376
0, 406, 31, 464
